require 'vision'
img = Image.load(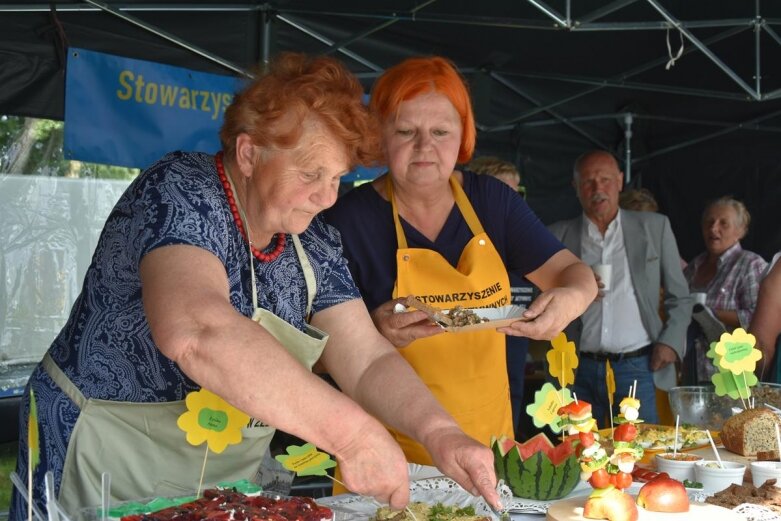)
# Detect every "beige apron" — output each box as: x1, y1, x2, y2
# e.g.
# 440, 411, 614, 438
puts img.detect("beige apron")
51, 167, 328, 512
